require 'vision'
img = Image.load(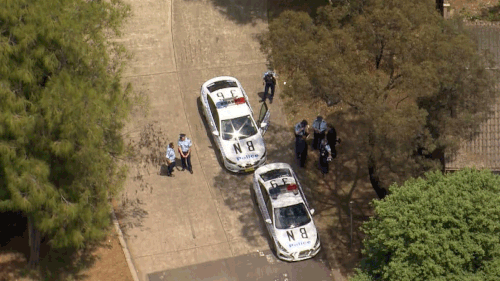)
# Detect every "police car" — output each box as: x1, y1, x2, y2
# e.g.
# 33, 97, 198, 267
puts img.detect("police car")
252, 163, 321, 261
200, 76, 270, 173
